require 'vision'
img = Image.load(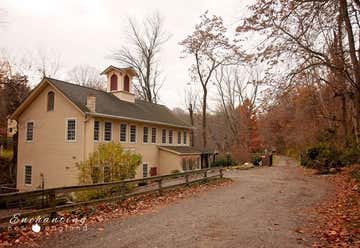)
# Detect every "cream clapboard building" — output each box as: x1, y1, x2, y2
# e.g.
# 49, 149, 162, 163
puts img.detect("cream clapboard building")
11, 66, 202, 191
